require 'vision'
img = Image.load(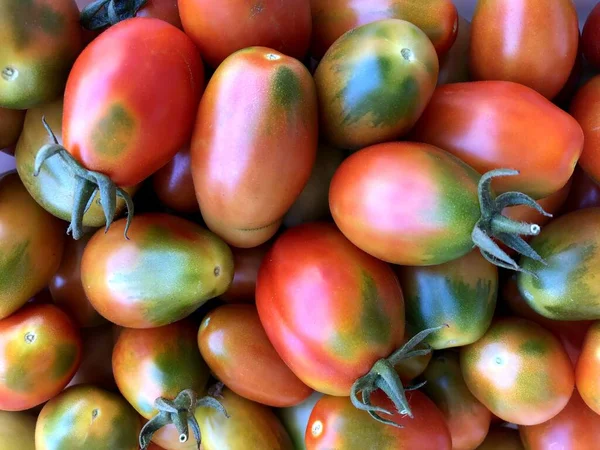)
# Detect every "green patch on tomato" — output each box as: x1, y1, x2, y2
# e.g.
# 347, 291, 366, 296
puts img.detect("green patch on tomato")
0, 241, 30, 294
51, 343, 78, 380
272, 66, 301, 109
91, 104, 135, 157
